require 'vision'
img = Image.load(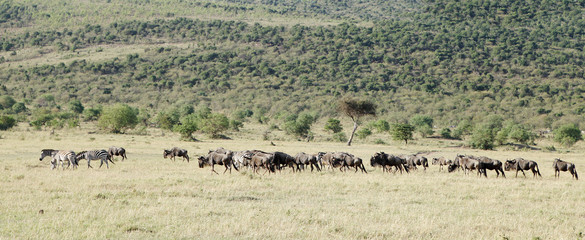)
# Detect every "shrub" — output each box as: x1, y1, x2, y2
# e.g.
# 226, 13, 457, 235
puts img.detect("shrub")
173, 113, 199, 140
199, 113, 230, 138
68, 99, 84, 114
230, 119, 243, 131
452, 119, 473, 139
390, 123, 414, 144
98, 104, 138, 133
440, 128, 452, 139
332, 132, 347, 142
324, 118, 343, 133
284, 113, 315, 139
410, 115, 434, 137
82, 106, 102, 121
156, 110, 179, 130
0, 96, 16, 109
11, 102, 26, 114
553, 124, 582, 147
356, 127, 372, 139
469, 125, 495, 150
370, 119, 390, 132
0, 115, 17, 130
